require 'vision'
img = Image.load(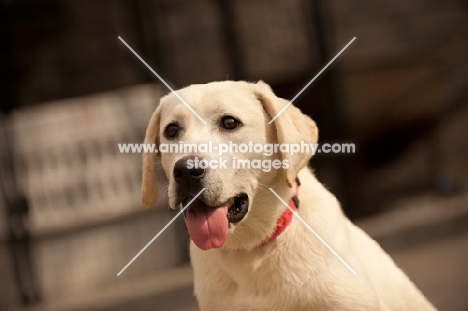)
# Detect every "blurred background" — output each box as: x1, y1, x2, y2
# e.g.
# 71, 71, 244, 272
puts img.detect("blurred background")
0, 0, 467, 310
